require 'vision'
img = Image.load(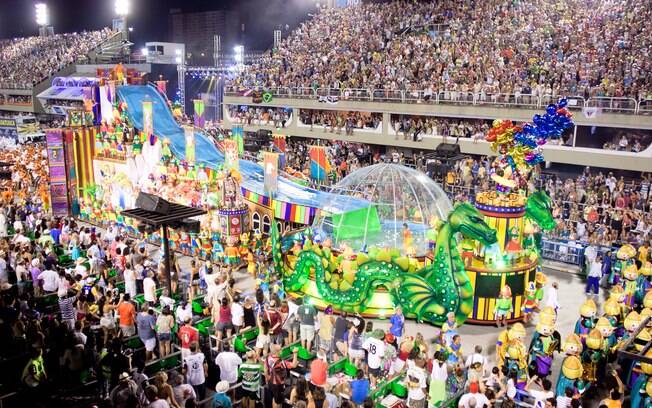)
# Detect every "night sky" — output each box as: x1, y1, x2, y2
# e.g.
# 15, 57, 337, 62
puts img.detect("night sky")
0, 0, 319, 50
